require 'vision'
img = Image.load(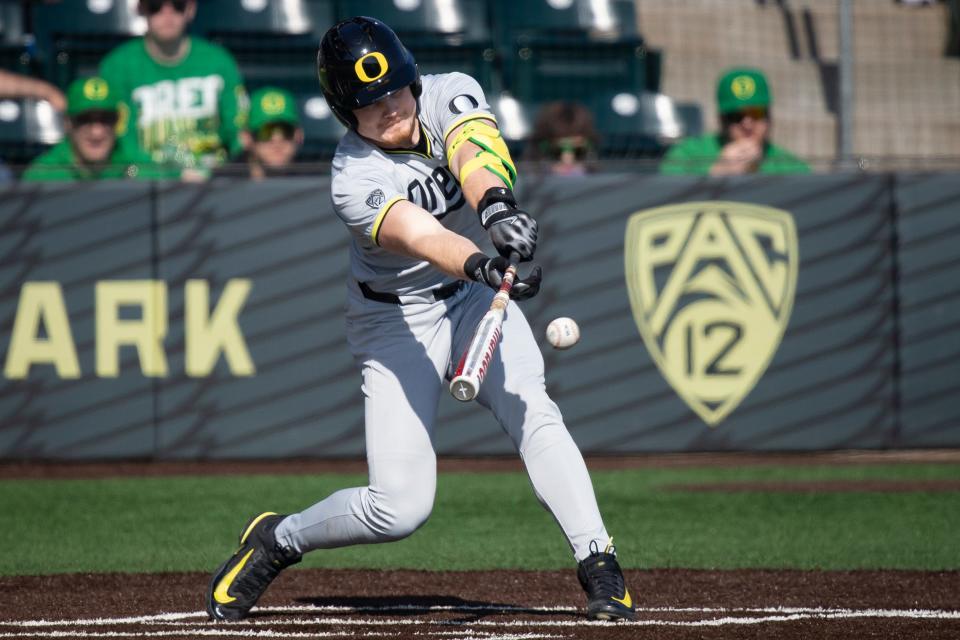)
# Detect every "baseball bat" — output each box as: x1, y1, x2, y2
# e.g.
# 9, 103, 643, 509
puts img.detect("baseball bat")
449, 251, 520, 402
